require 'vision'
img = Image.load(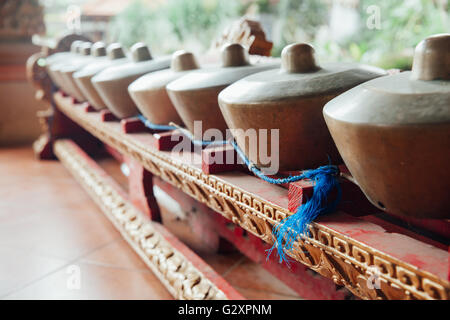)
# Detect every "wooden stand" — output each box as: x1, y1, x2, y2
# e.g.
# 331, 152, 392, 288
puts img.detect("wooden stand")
49, 92, 450, 300
26, 26, 449, 300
